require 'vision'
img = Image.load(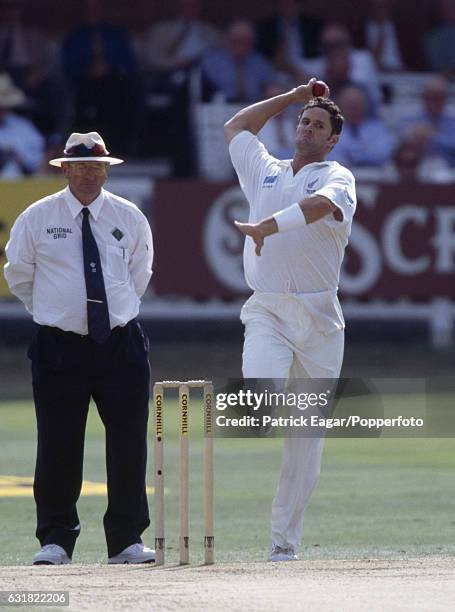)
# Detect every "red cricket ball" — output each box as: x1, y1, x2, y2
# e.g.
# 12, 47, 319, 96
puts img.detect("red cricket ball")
312, 80, 327, 97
